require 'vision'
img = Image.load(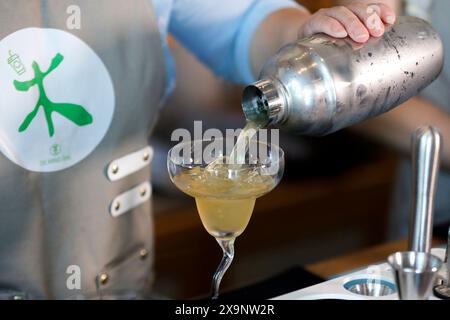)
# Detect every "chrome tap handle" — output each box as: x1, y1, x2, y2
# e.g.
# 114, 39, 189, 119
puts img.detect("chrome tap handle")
408, 126, 442, 253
